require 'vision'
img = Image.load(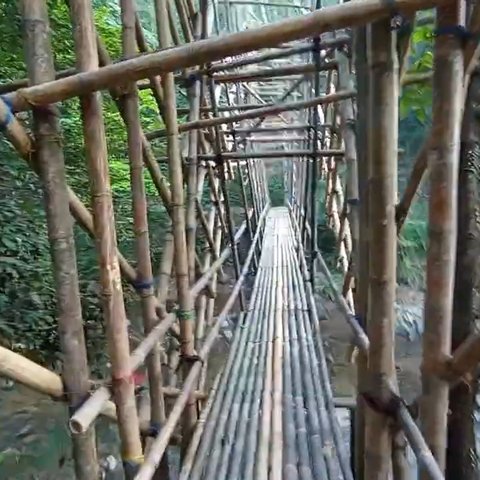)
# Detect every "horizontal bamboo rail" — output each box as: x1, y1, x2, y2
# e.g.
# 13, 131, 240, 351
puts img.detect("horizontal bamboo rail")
147, 90, 355, 138
5, 0, 444, 111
